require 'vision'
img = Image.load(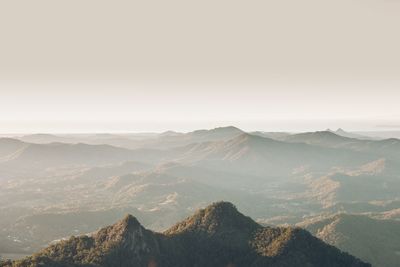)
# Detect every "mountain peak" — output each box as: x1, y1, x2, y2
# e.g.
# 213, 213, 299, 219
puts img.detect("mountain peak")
165, 201, 260, 235
213, 126, 243, 132
112, 214, 144, 233
326, 128, 346, 134
120, 214, 141, 228
330, 128, 370, 139
285, 131, 347, 143
191, 126, 243, 136
201, 201, 242, 220
6, 202, 370, 267
208, 200, 237, 210
95, 214, 146, 244
160, 130, 182, 137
